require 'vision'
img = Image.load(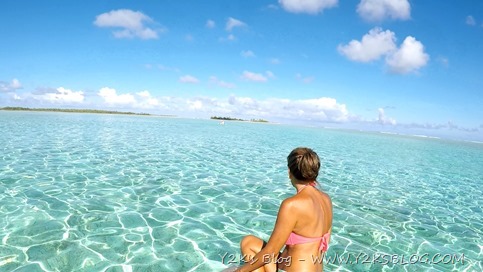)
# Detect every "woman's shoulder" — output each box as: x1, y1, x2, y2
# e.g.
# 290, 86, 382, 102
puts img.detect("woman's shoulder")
282, 191, 315, 212
281, 195, 298, 208
282, 188, 331, 212
318, 189, 331, 200
279, 194, 306, 213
